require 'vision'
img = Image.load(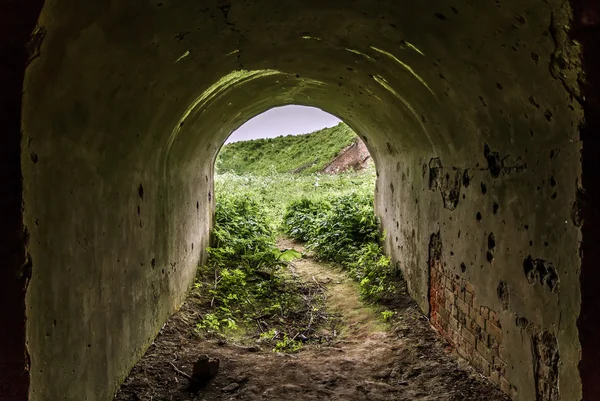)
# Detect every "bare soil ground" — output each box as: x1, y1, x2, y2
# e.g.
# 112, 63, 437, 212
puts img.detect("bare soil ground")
114, 240, 509, 401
